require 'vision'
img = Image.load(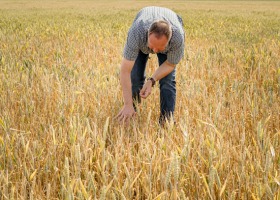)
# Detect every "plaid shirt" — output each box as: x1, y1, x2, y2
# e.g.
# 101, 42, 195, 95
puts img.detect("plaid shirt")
123, 6, 185, 65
